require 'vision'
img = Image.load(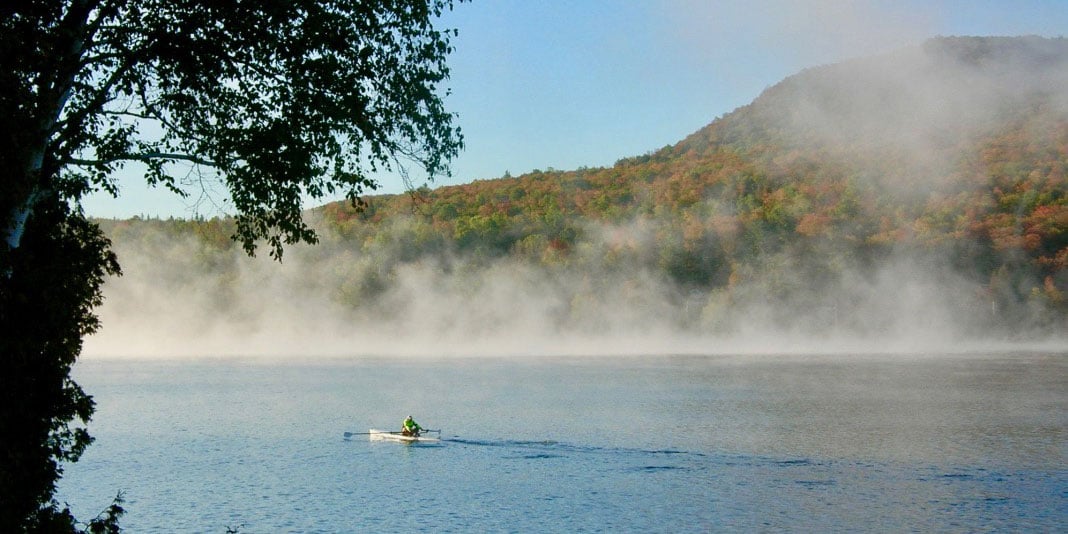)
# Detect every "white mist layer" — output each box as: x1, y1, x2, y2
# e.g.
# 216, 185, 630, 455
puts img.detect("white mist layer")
81, 224, 1065, 360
